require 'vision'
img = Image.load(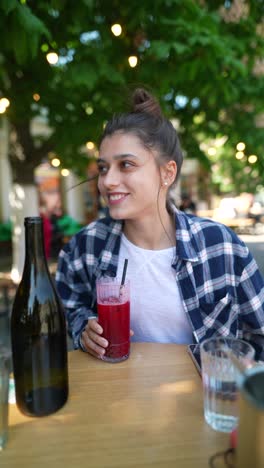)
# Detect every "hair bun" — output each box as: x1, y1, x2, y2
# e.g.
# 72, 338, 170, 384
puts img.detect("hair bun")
132, 88, 162, 118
